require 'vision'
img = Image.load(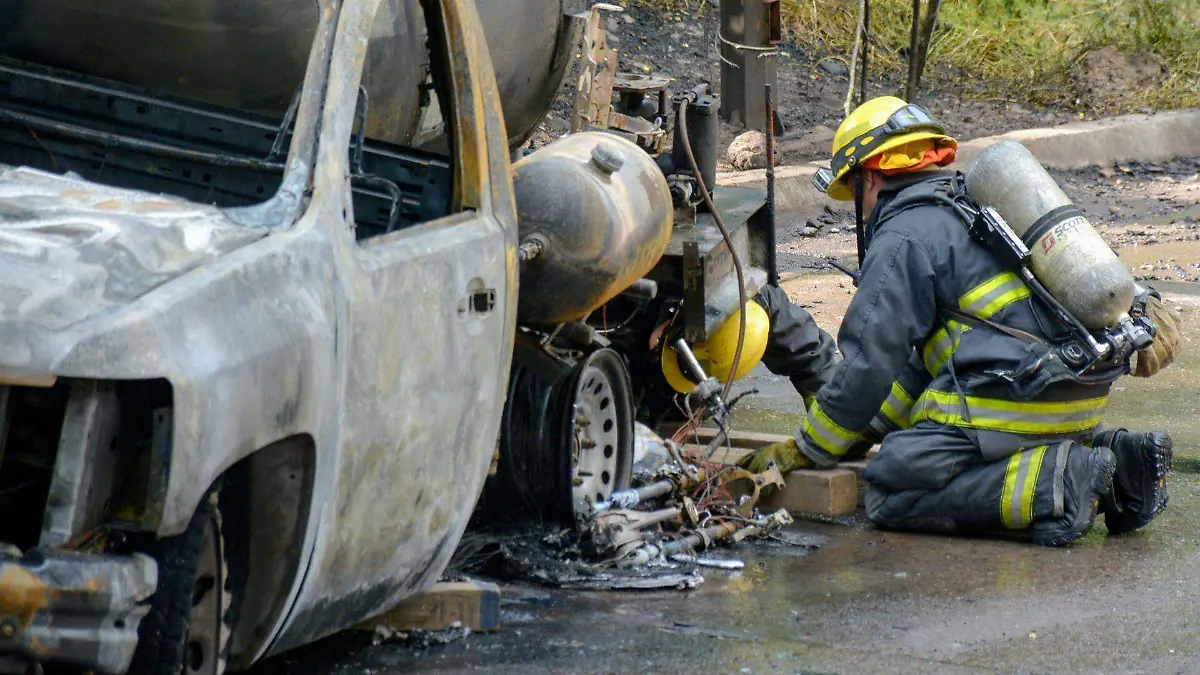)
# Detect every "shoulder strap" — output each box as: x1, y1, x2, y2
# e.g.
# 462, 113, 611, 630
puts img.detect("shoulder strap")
941, 306, 1044, 345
